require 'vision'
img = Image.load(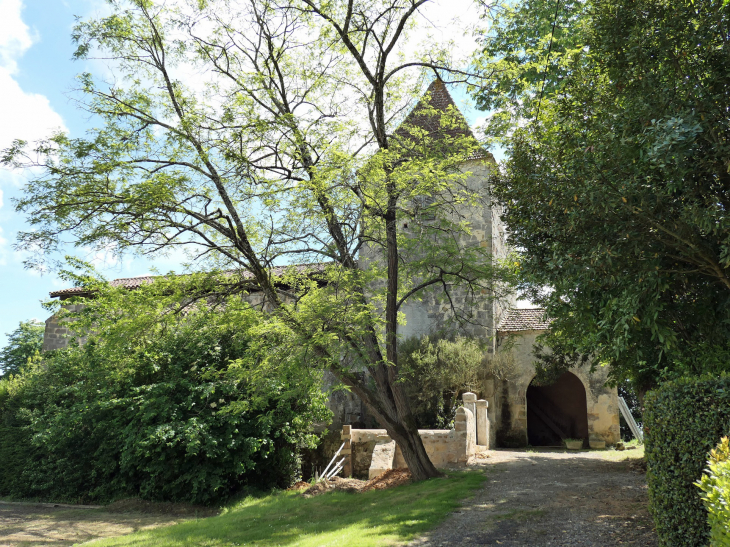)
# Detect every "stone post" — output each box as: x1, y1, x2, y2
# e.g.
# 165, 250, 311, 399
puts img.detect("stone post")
462, 392, 477, 443
342, 425, 352, 477
476, 399, 489, 447
454, 406, 475, 462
